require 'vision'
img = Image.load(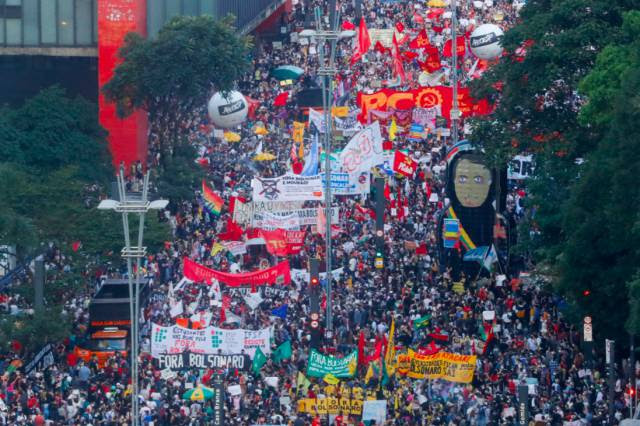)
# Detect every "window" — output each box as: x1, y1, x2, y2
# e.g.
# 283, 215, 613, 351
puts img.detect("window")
165, 0, 181, 20
75, 0, 92, 45
0, 19, 5, 44
22, 0, 38, 45
6, 17, 21, 45
57, 0, 74, 45
183, 0, 198, 16
40, 0, 56, 43
147, 0, 165, 38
